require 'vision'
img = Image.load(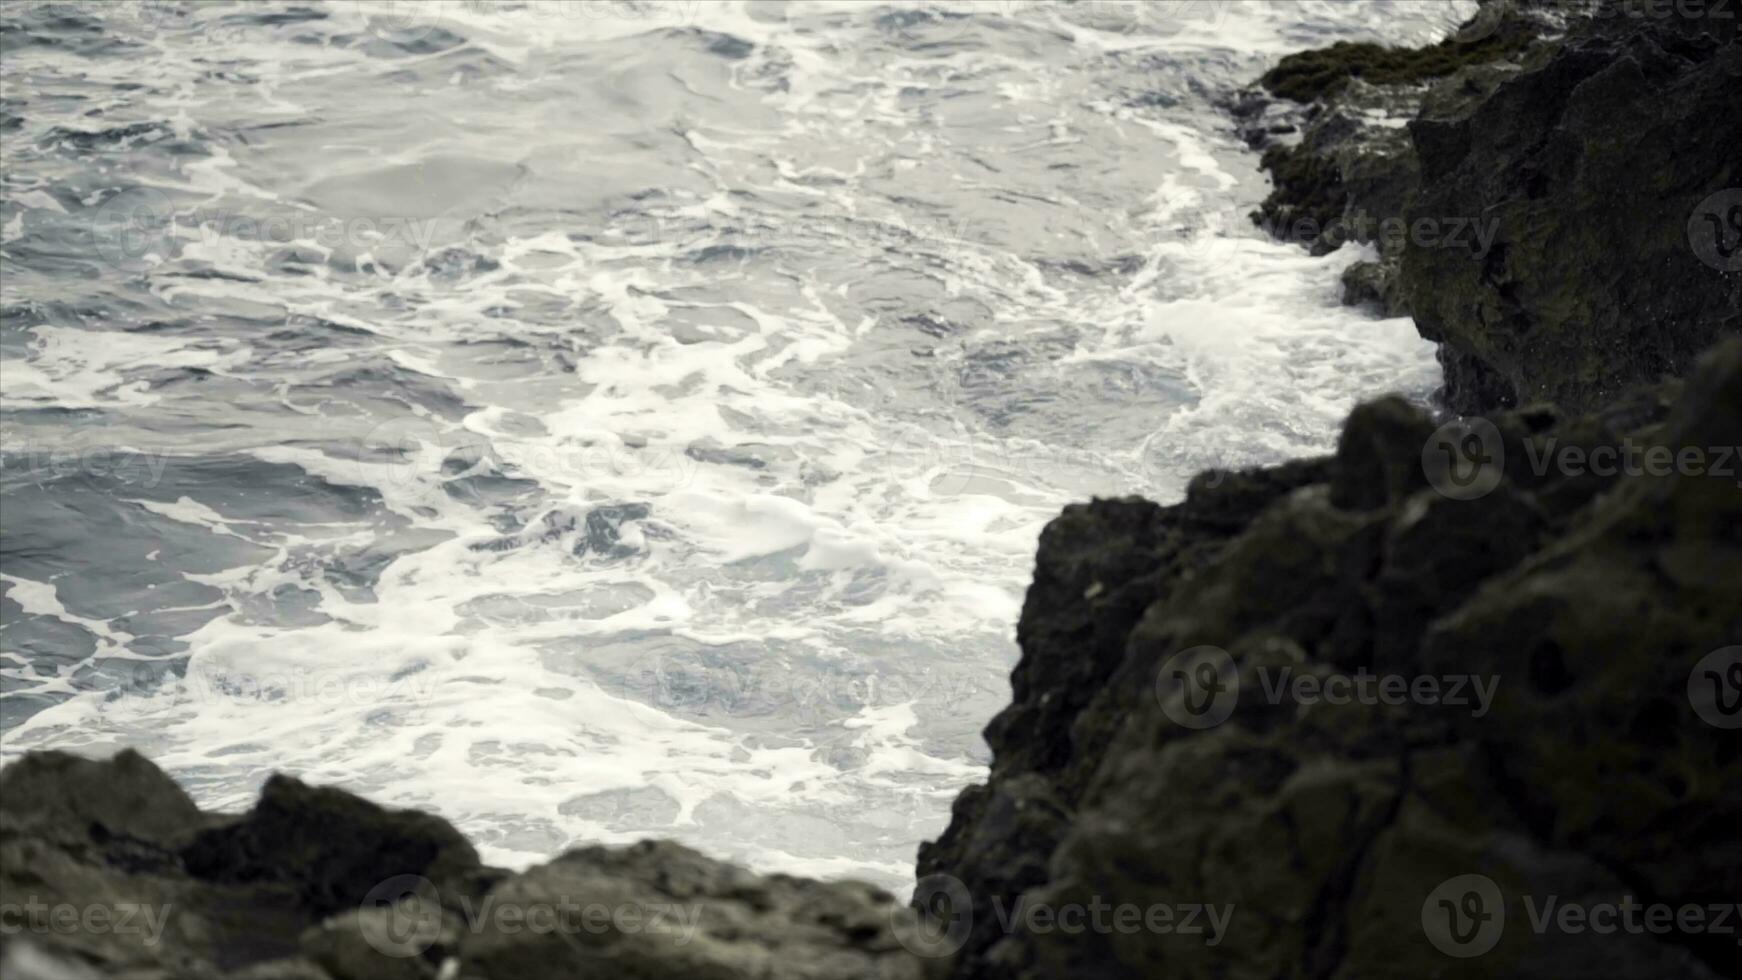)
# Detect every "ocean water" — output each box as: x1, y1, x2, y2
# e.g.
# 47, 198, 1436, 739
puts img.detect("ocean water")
0, 0, 1465, 889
